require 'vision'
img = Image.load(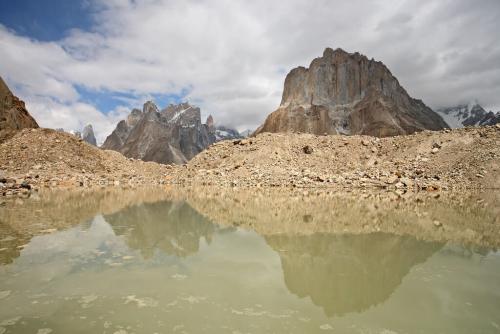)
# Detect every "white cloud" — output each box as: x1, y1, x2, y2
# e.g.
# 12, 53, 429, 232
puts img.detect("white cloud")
1, 0, 499, 139
25, 97, 129, 144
